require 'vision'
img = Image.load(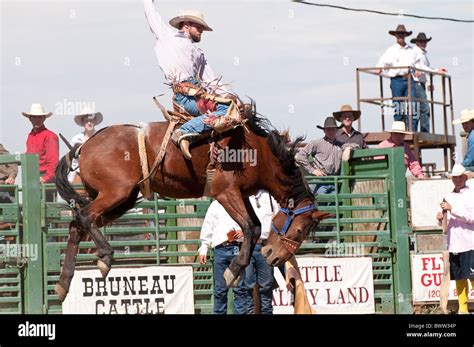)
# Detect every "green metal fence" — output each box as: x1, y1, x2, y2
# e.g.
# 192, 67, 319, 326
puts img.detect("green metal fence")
0, 147, 412, 314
